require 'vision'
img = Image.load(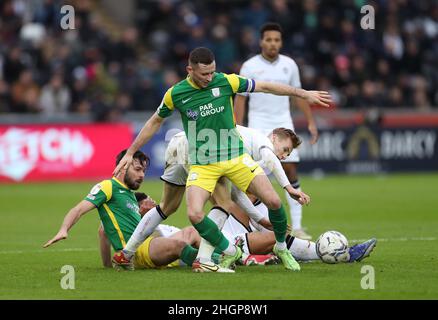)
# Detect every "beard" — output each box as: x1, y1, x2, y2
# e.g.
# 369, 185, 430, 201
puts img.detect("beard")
124, 175, 143, 190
